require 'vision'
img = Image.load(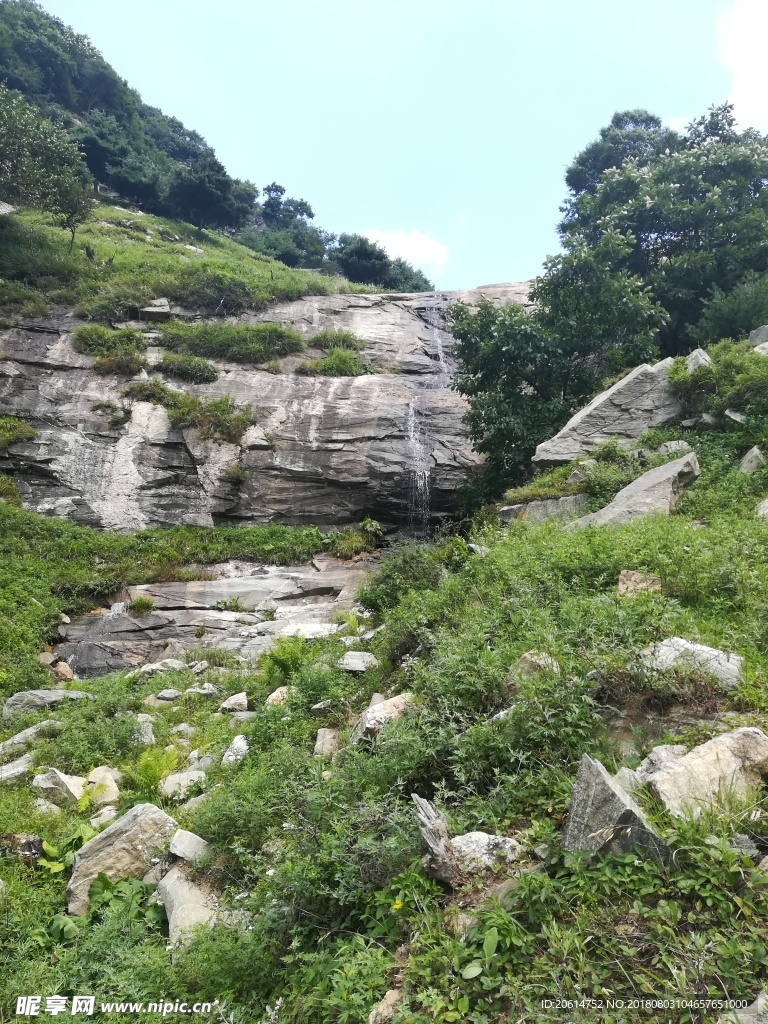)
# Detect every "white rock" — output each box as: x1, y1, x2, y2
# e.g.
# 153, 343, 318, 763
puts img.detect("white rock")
725, 408, 747, 424
740, 446, 766, 473
86, 766, 120, 805
156, 688, 183, 701
33, 797, 61, 815
516, 650, 560, 676
657, 440, 692, 455
337, 651, 379, 673
67, 802, 177, 915
222, 735, 249, 765
313, 728, 340, 758
160, 770, 206, 800
169, 828, 211, 862
350, 693, 414, 744
685, 348, 712, 372
157, 863, 218, 946
0, 753, 33, 784
449, 831, 522, 873
265, 686, 292, 706
756, 342, 768, 357
89, 806, 118, 828
640, 637, 744, 689
31, 767, 86, 806
139, 659, 187, 677
181, 792, 211, 813
218, 692, 248, 712
136, 713, 156, 745
758, 498, 768, 518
